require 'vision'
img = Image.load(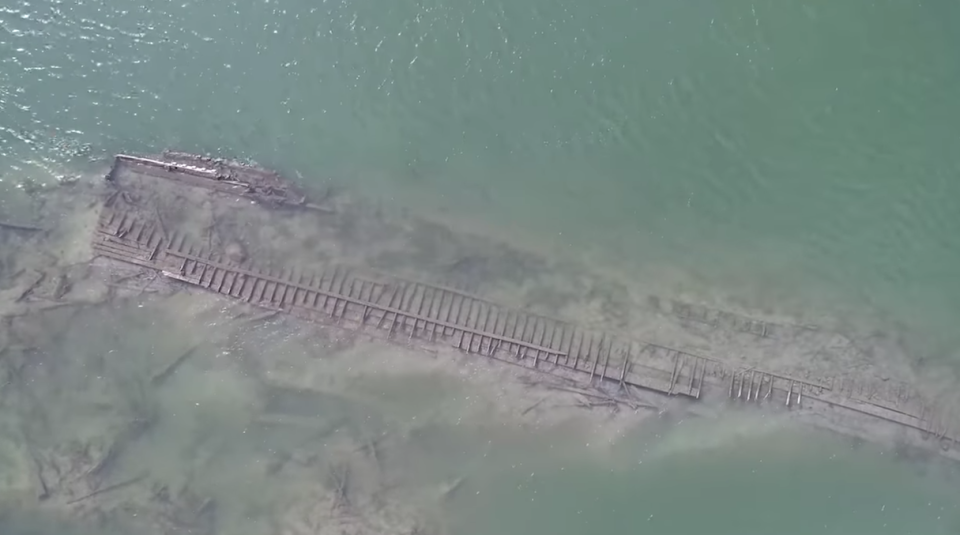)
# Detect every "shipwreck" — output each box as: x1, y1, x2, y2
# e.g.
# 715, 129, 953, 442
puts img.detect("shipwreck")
91, 151, 959, 462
